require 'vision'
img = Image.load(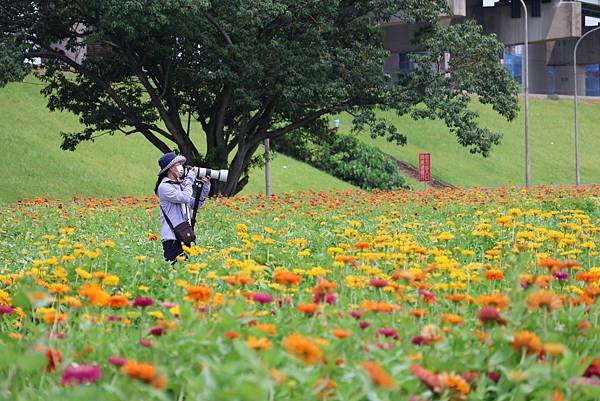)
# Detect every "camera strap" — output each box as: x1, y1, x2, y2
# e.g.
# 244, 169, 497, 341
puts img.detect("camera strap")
191, 182, 203, 229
